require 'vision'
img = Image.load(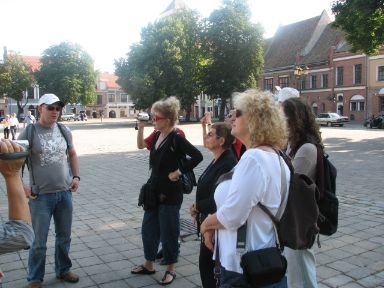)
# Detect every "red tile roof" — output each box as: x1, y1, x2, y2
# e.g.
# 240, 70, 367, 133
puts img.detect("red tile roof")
21, 56, 41, 72
98, 72, 120, 89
